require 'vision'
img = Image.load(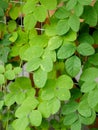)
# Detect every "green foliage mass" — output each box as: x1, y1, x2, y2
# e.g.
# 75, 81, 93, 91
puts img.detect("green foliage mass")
0, 0, 98, 130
